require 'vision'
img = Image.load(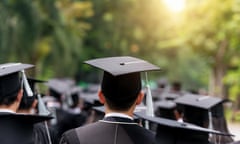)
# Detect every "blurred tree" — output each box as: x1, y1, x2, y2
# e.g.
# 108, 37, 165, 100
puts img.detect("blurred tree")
78, 0, 175, 82
0, 0, 93, 78
177, 0, 240, 98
